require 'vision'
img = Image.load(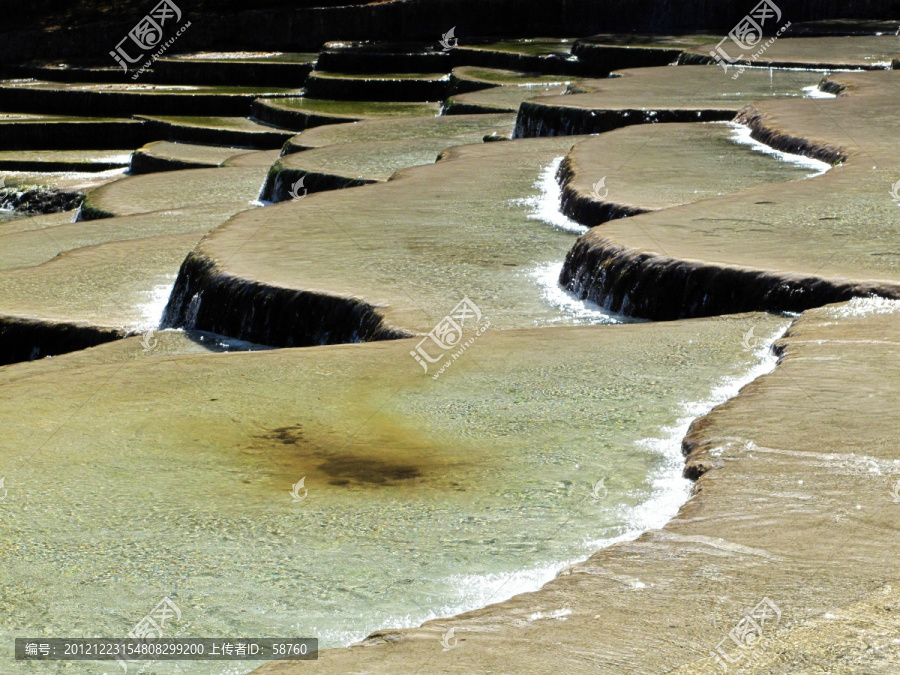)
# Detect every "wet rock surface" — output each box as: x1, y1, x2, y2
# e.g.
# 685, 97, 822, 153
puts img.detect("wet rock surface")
1, 25, 899, 675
